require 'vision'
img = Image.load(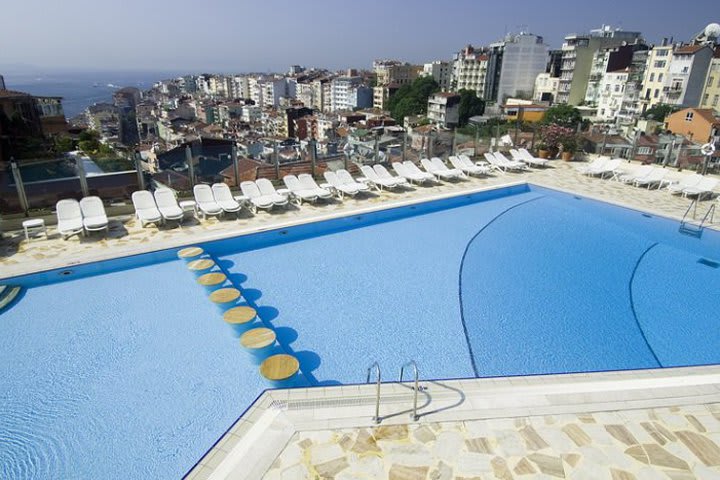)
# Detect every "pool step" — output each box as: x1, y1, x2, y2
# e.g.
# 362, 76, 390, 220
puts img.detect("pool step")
0, 285, 22, 313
